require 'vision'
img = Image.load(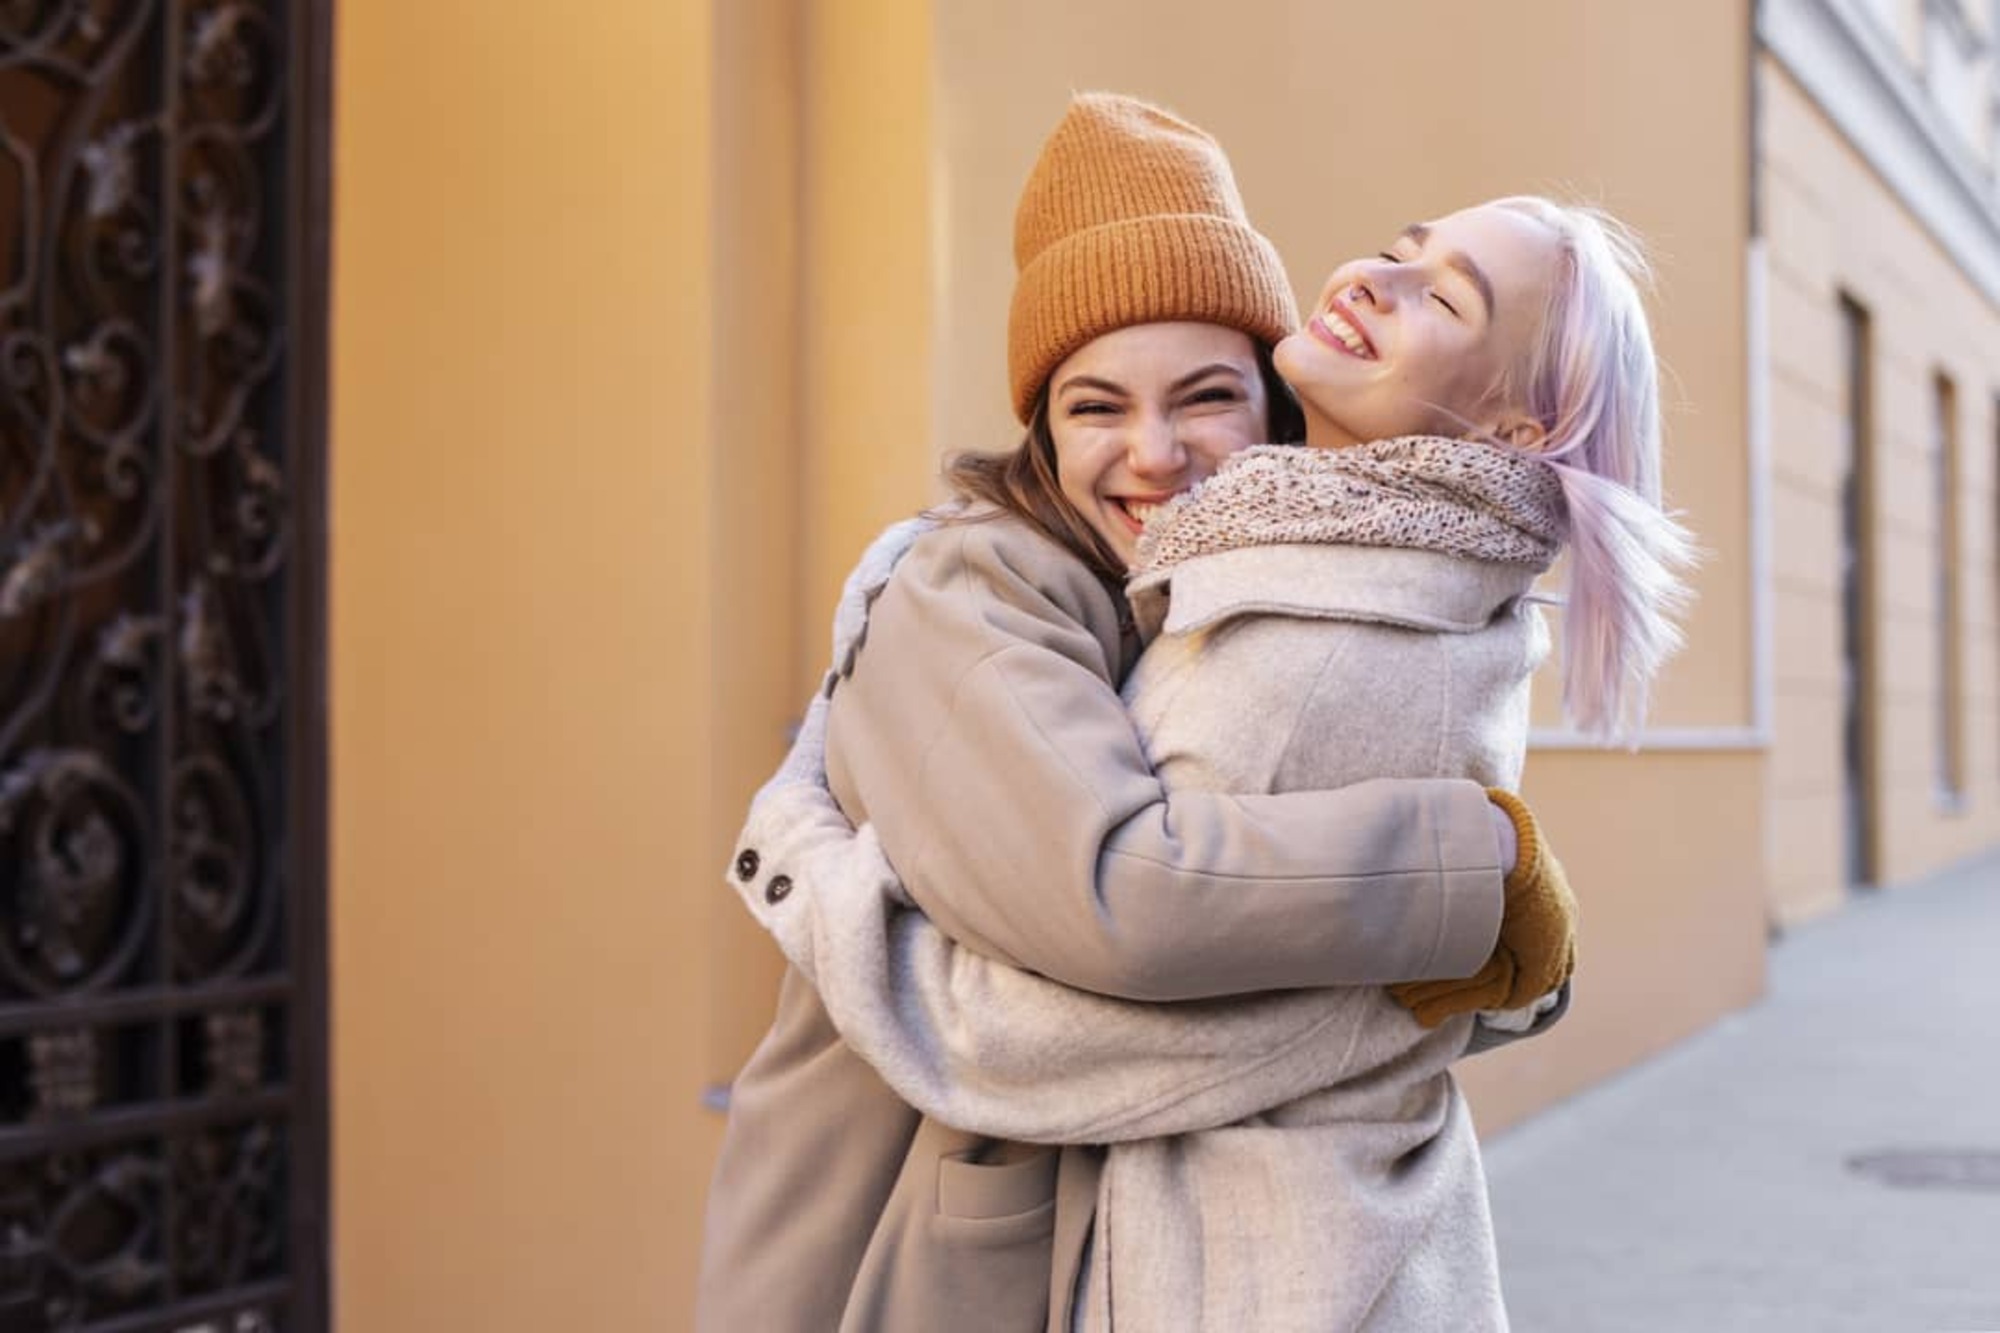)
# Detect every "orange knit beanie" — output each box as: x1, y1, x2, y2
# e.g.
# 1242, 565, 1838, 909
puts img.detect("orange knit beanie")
1007, 92, 1299, 423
